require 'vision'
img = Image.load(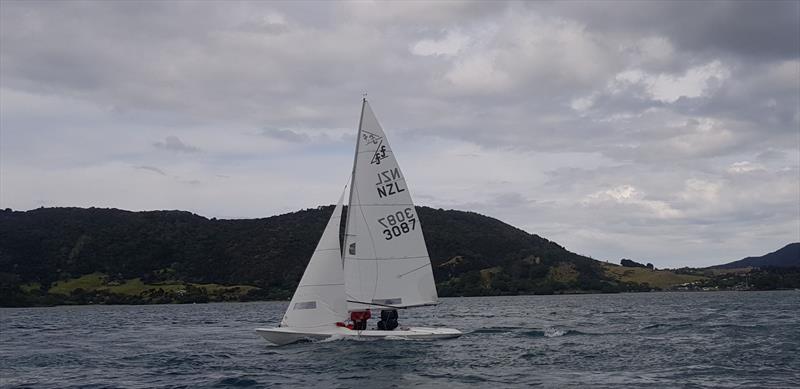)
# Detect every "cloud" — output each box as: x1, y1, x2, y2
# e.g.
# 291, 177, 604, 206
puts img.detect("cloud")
134, 165, 166, 176
537, 1, 800, 59
583, 184, 682, 219
1, 1, 797, 267
411, 30, 470, 57
261, 128, 311, 143
133, 165, 201, 186
727, 161, 765, 174
445, 53, 512, 94
238, 11, 289, 35
153, 136, 199, 153
611, 60, 731, 103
